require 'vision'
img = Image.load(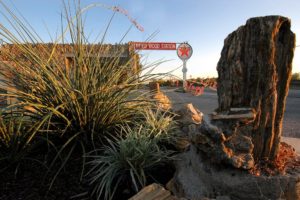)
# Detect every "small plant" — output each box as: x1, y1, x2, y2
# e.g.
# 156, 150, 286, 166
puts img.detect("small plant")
142, 108, 177, 143
85, 125, 175, 200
